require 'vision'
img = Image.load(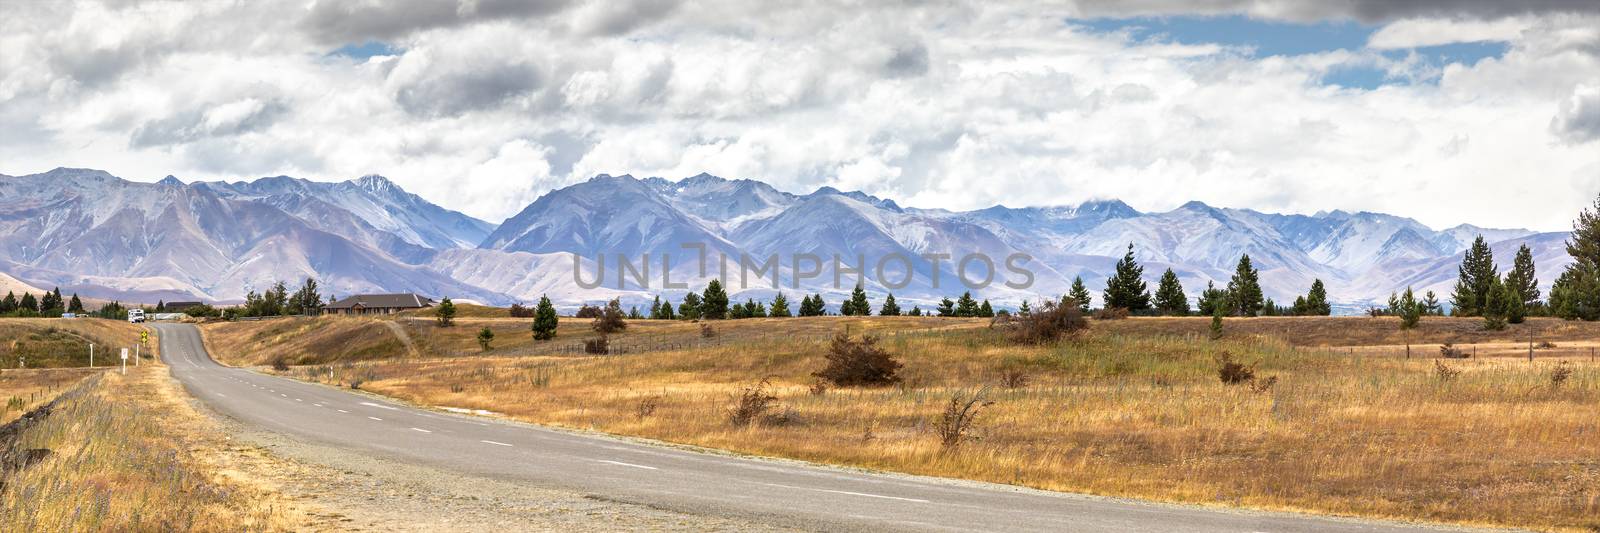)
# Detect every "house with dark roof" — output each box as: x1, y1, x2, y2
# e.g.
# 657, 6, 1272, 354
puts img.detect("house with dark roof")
321, 293, 435, 316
